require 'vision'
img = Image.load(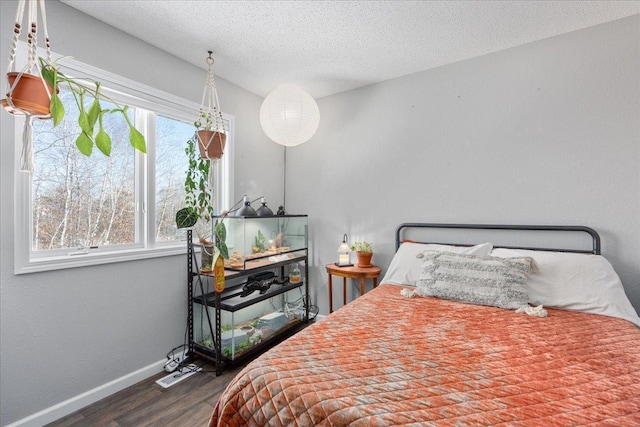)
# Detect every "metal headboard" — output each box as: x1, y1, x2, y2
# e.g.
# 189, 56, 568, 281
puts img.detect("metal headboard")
395, 223, 601, 255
